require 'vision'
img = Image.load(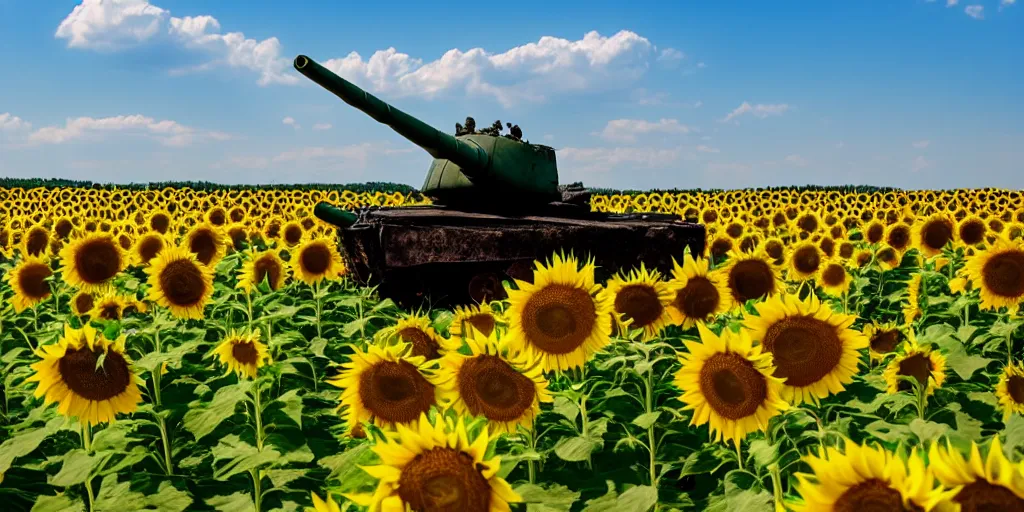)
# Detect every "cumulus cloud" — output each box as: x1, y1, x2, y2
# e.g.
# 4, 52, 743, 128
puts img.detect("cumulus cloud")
168, 15, 297, 85
720, 102, 790, 123
282, 117, 300, 129
0, 113, 31, 131
558, 146, 681, 175
596, 118, 692, 143
947, 0, 959, 6
965, 5, 984, 18
27, 114, 226, 147
912, 139, 931, 149
912, 155, 932, 173
1002, 0, 1017, 8
312, 123, 332, 131
55, 0, 167, 50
